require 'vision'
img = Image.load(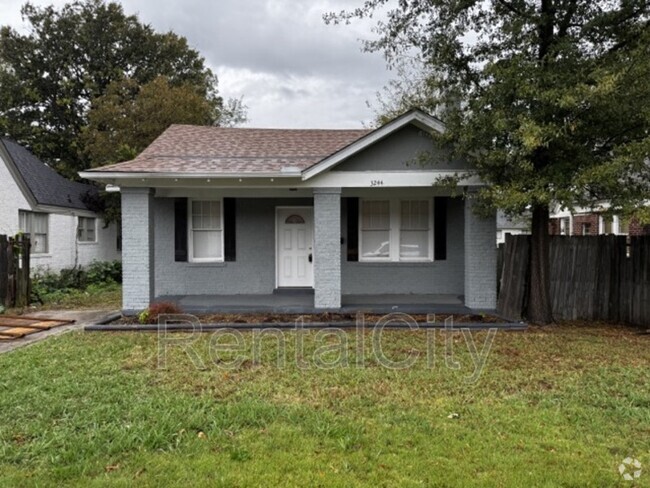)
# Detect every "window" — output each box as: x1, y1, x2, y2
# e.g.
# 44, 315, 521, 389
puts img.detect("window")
360, 199, 433, 262
559, 217, 570, 236
19, 211, 48, 253
77, 217, 96, 242
581, 223, 591, 236
189, 200, 222, 261
601, 215, 613, 234
360, 200, 390, 259
617, 216, 630, 235
400, 200, 430, 259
